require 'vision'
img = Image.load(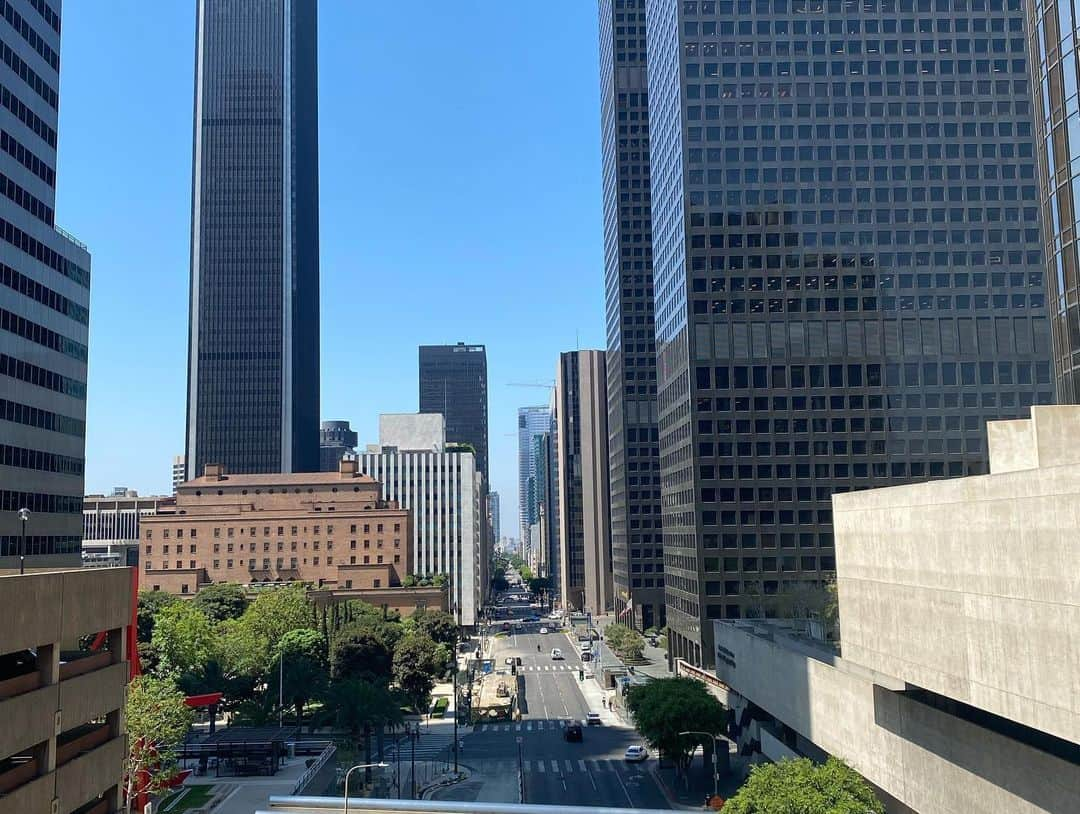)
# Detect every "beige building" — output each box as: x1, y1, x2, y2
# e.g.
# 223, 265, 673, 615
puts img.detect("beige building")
140, 461, 436, 610
0, 568, 131, 814
710, 405, 1080, 814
